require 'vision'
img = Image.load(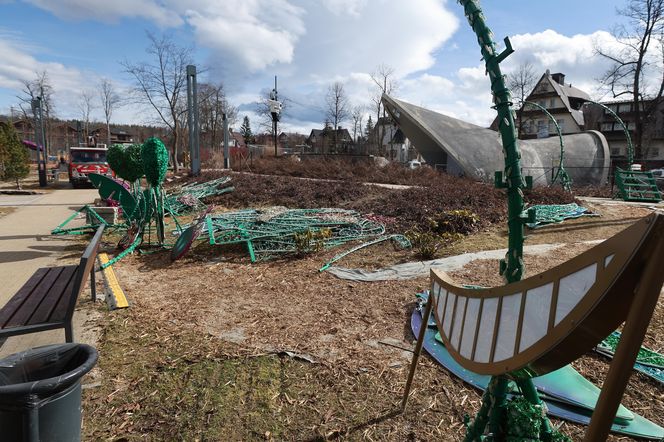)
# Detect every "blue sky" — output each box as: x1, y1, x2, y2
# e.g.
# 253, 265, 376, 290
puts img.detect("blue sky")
0, 0, 651, 135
